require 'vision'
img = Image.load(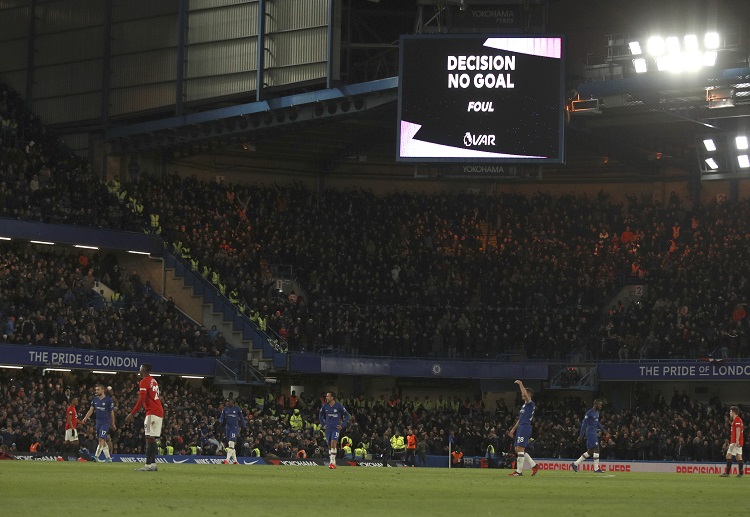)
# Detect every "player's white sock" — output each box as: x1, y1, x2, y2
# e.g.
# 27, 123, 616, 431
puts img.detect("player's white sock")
574, 452, 589, 466
593, 453, 600, 470
516, 453, 525, 473
103, 446, 111, 459
95, 445, 102, 459
525, 453, 537, 468
330, 449, 337, 464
